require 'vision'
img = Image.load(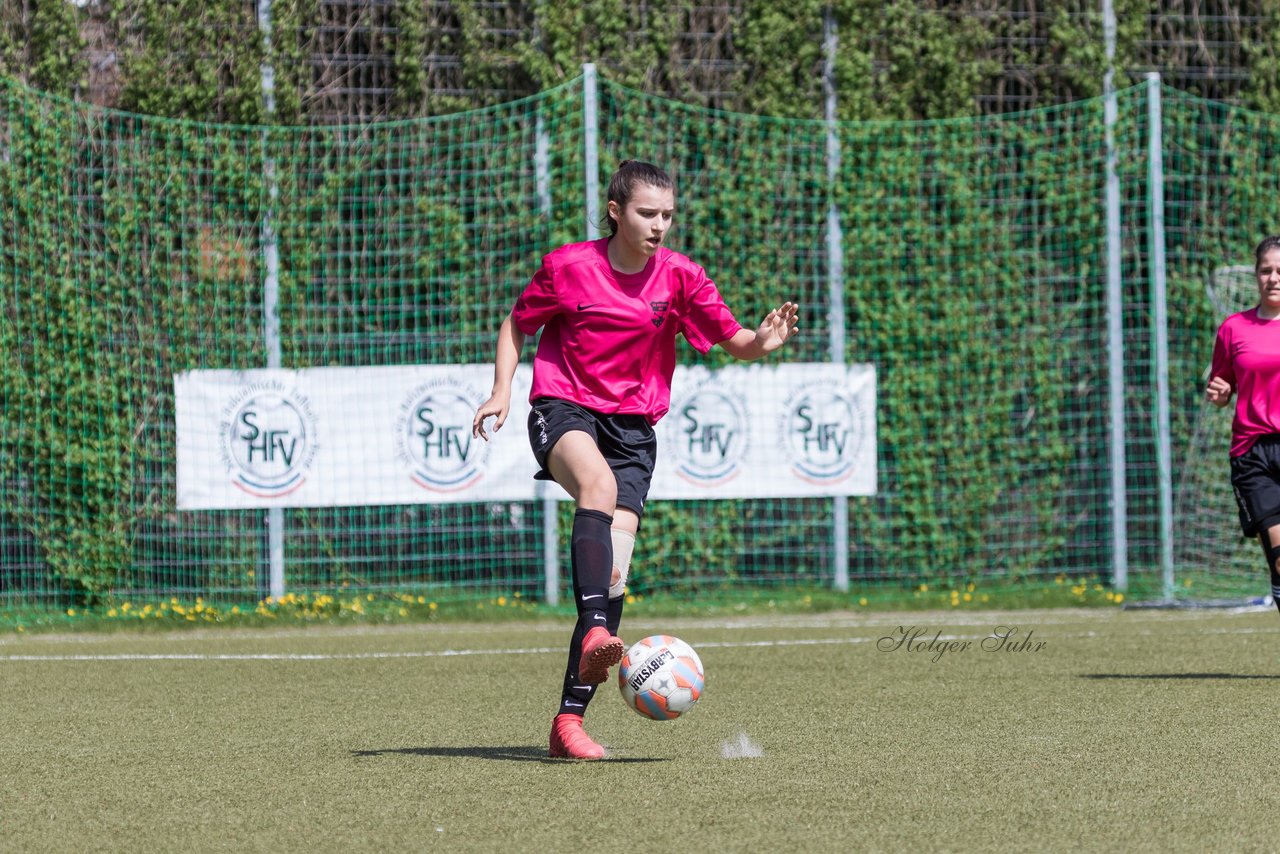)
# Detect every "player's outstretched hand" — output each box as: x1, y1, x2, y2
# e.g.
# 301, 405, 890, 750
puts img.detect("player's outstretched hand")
1205, 375, 1232, 408
754, 301, 800, 354
472, 392, 511, 441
